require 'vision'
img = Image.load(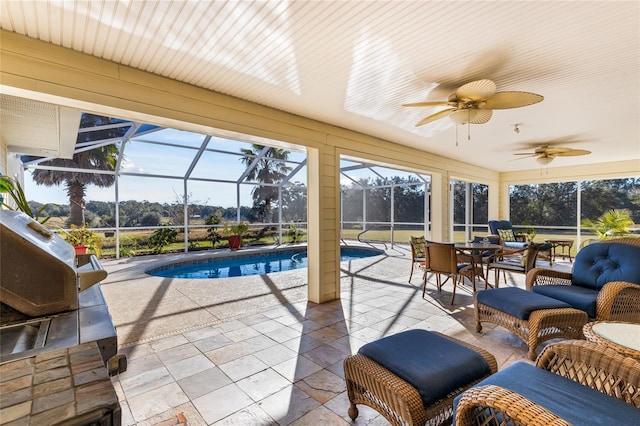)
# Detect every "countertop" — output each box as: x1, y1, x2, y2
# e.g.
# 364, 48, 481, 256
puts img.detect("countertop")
0, 341, 120, 425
